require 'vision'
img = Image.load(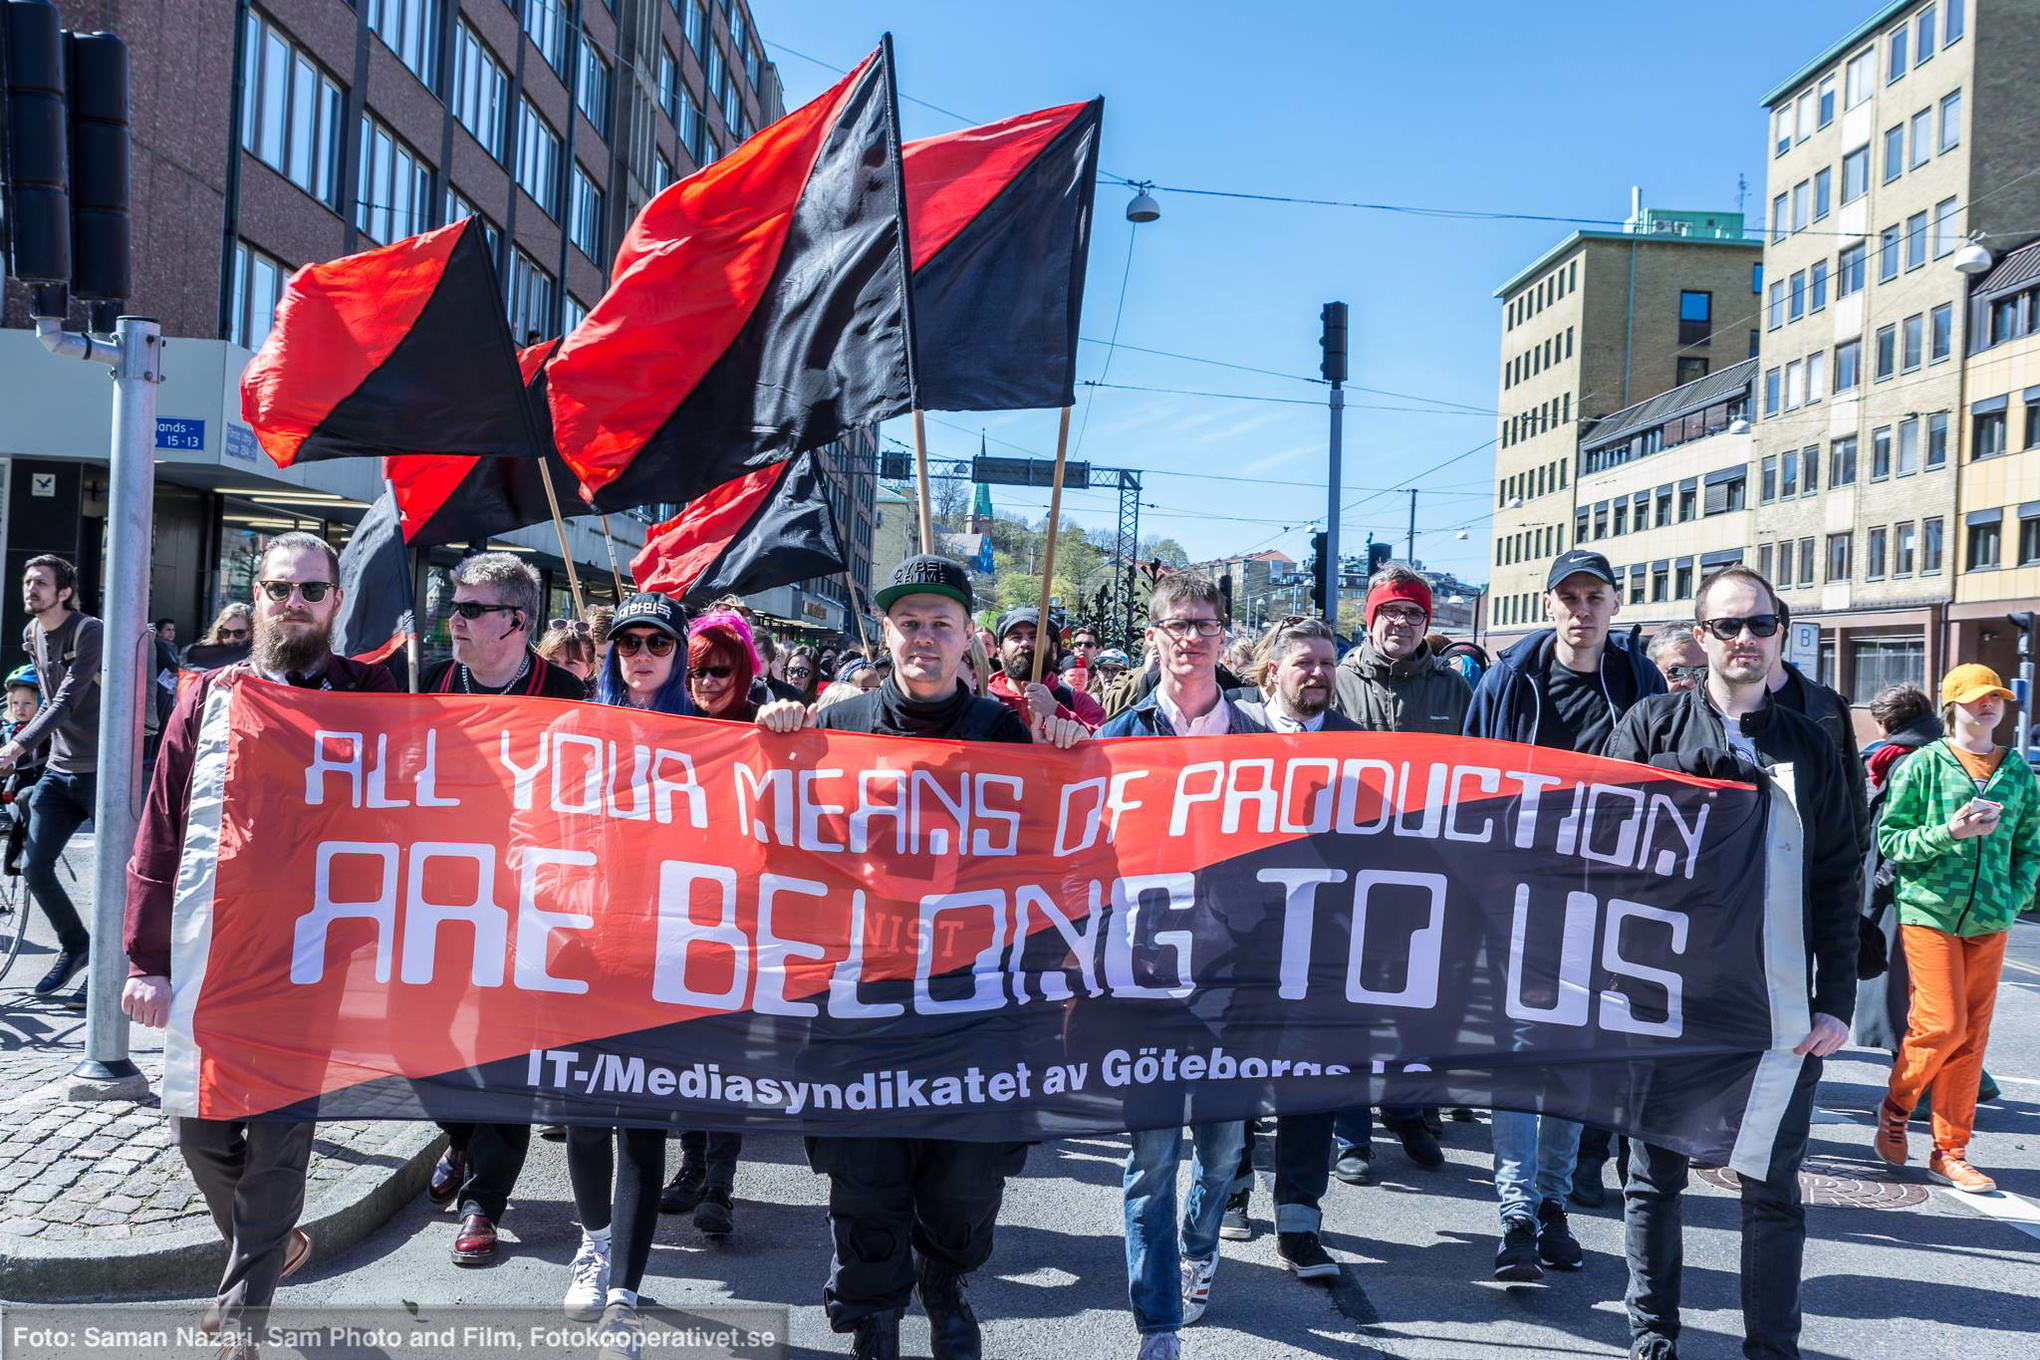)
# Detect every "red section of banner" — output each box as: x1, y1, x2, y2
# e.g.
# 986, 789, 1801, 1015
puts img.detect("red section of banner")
182, 685, 1743, 1118
904, 101, 1088, 269
629, 461, 788, 596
